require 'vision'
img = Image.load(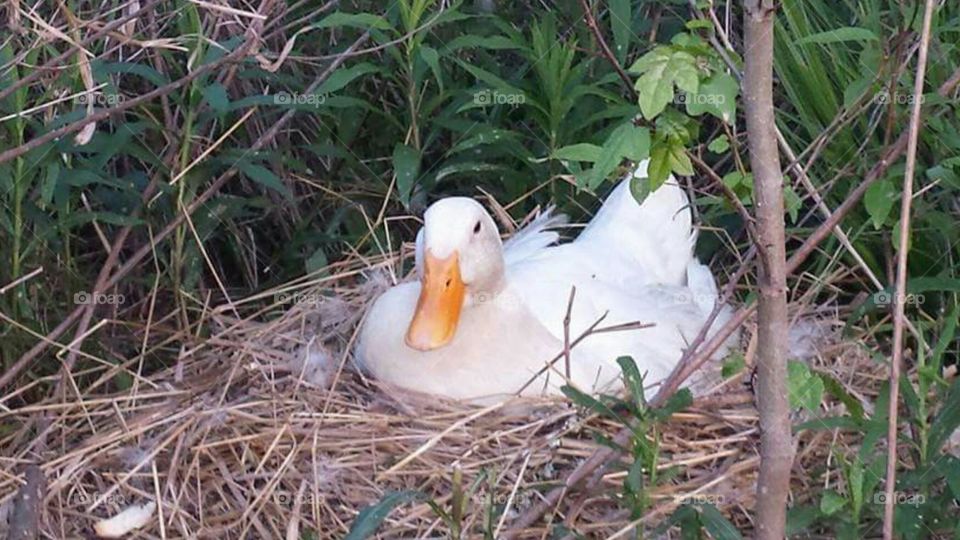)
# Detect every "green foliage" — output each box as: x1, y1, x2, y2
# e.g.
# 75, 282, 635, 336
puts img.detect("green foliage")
562, 358, 740, 537
345, 490, 425, 540
787, 360, 825, 413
